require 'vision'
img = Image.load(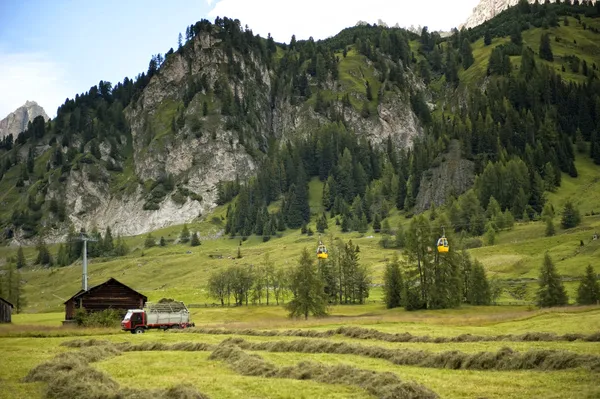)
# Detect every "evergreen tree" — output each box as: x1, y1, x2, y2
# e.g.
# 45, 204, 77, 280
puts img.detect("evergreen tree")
460, 38, 474, 69
144, 234, 156, 248
511, 22, 523, 46
35, 240, 53, 266
383, 253, 403, 309
103, 227, 114, 254
372, 213, 381, 232
286, 248, 328, 320
4, 263, 26, 313
467, 260, 491, 305
395, 223, 405, 248
191, 232, 201, 247
484, 30, 492, 46
561, 201, 581, 229
545, 217, 556, 236
536, 253, 568, 307
180, 224, 191, 243
485, 224, 496, 245
539, 33, 554, 61
159, 236, 166, 246
57, 244, 70, 266
577, 265, 599, 305
114, 235, 129, 256
16, 247, 26, 269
